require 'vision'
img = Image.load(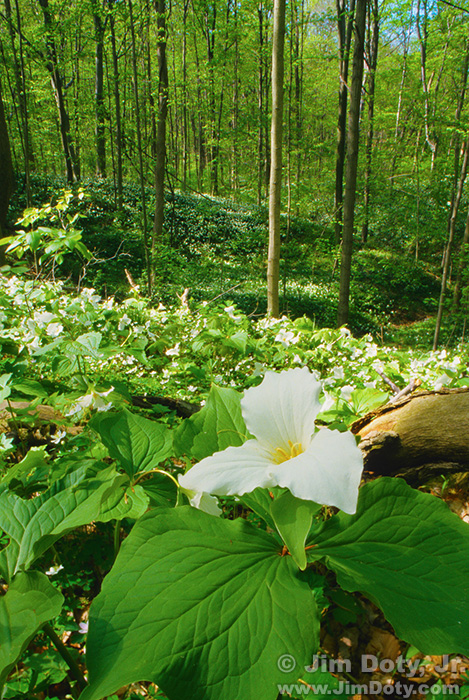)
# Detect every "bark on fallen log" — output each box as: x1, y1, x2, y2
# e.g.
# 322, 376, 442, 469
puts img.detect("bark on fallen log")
131, 395, 200, 418
351, 388, 469, 485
